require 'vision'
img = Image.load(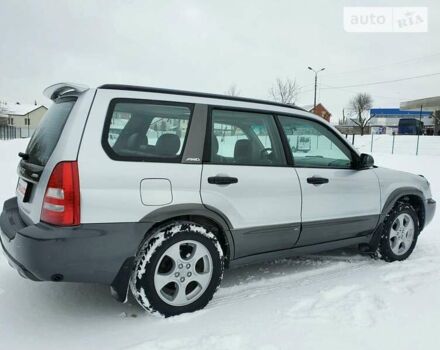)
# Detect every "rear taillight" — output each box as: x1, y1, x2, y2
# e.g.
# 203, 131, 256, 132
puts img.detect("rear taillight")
41, 161, 80, 226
